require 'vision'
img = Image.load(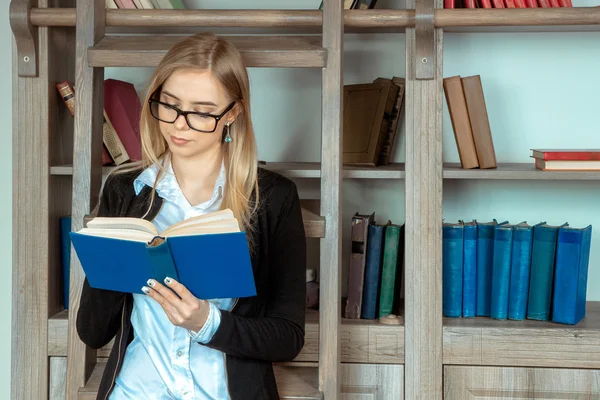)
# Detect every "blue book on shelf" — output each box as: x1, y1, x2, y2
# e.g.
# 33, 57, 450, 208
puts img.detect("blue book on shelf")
70, 210, 256, 300
60, 216, 72, 309
552, 225, 592, 325
462, 220, 477, 318
361, 223, 385, 319
476, 220, 506, 317
443, 222, 463, 318
490, 222, 515, 320
507, 222, 535, 321
526, 222, 567, 321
